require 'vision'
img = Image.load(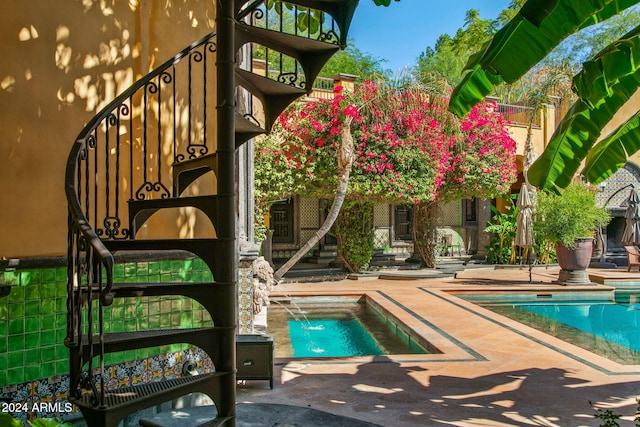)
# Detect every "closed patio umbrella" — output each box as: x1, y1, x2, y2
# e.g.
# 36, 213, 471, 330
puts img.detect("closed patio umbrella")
515, 184, 535, 248
515, 183, 535, 281
622, 187, 640, 245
